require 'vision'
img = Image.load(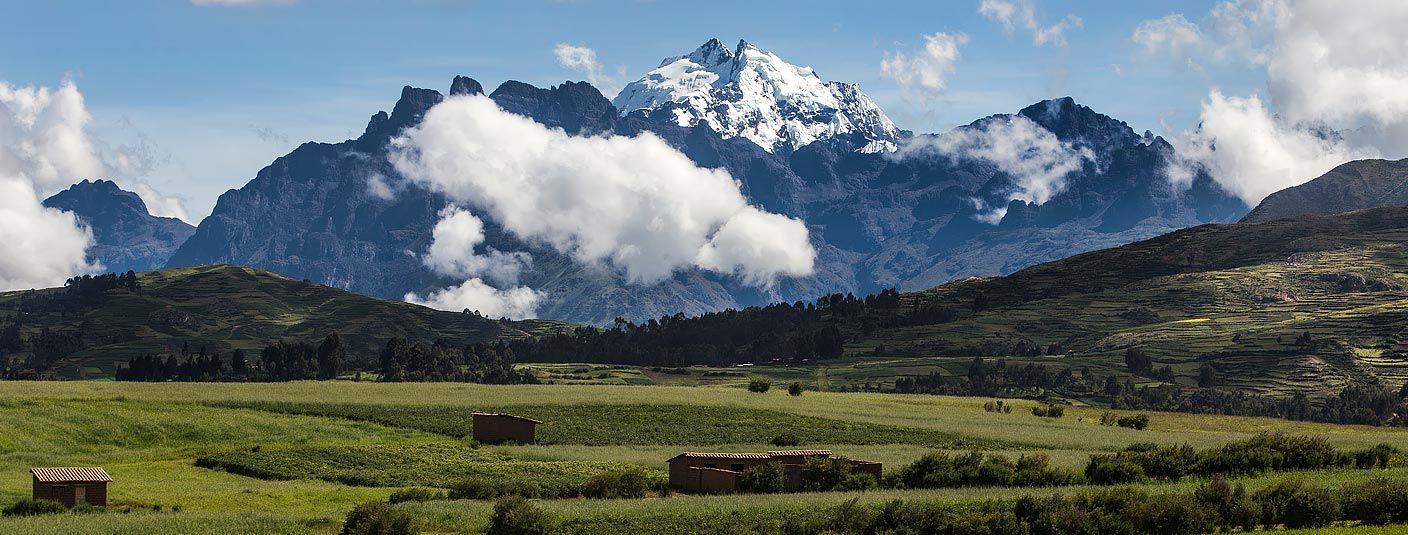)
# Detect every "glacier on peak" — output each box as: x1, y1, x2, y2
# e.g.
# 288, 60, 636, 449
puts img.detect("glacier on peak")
612, 38, 900, 153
